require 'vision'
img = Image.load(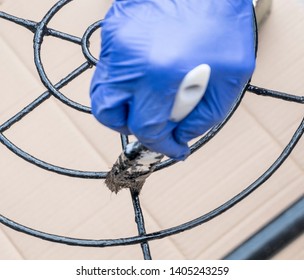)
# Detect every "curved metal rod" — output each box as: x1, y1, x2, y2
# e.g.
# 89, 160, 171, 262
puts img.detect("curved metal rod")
155, 85, 246, 171
0, 117, 302, 247
1, 0, 257, 177
0, 133, 107, 179
34, 44, 92, 113
81, 20, 101, 66
1, 0, 303, 253
0, 87, 244, 179
155, 5, 260, 172
34, 0, 92, 113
